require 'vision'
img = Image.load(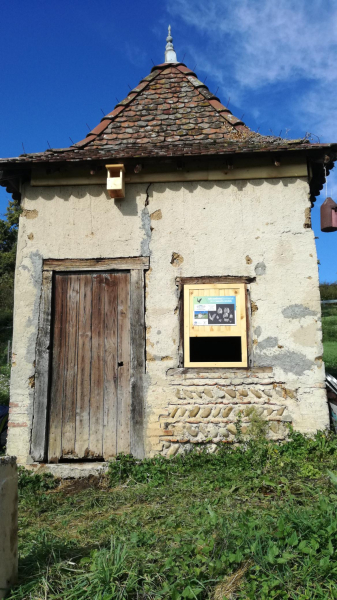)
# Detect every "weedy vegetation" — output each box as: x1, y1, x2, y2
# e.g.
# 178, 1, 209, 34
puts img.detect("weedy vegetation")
320, 281, 337, 378
0, 207, 336, 598
8, 429, 337, 600
321, 302, 337, 378
320, 282, 337, 302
